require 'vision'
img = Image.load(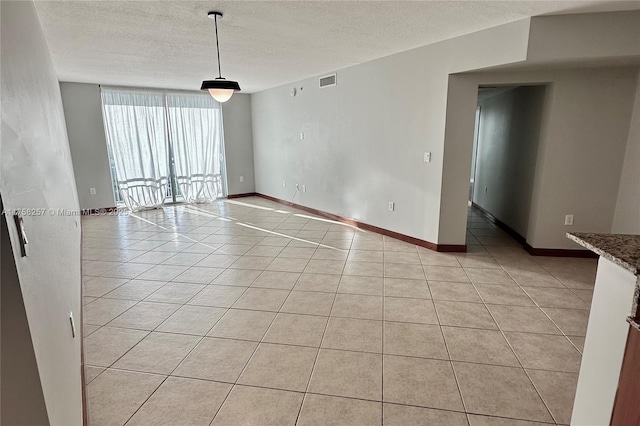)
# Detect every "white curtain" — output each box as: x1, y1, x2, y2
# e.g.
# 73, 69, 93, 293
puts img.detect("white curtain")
101, 88, 225, 211
101, 88, 169, 211
167, 92, 225, 203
